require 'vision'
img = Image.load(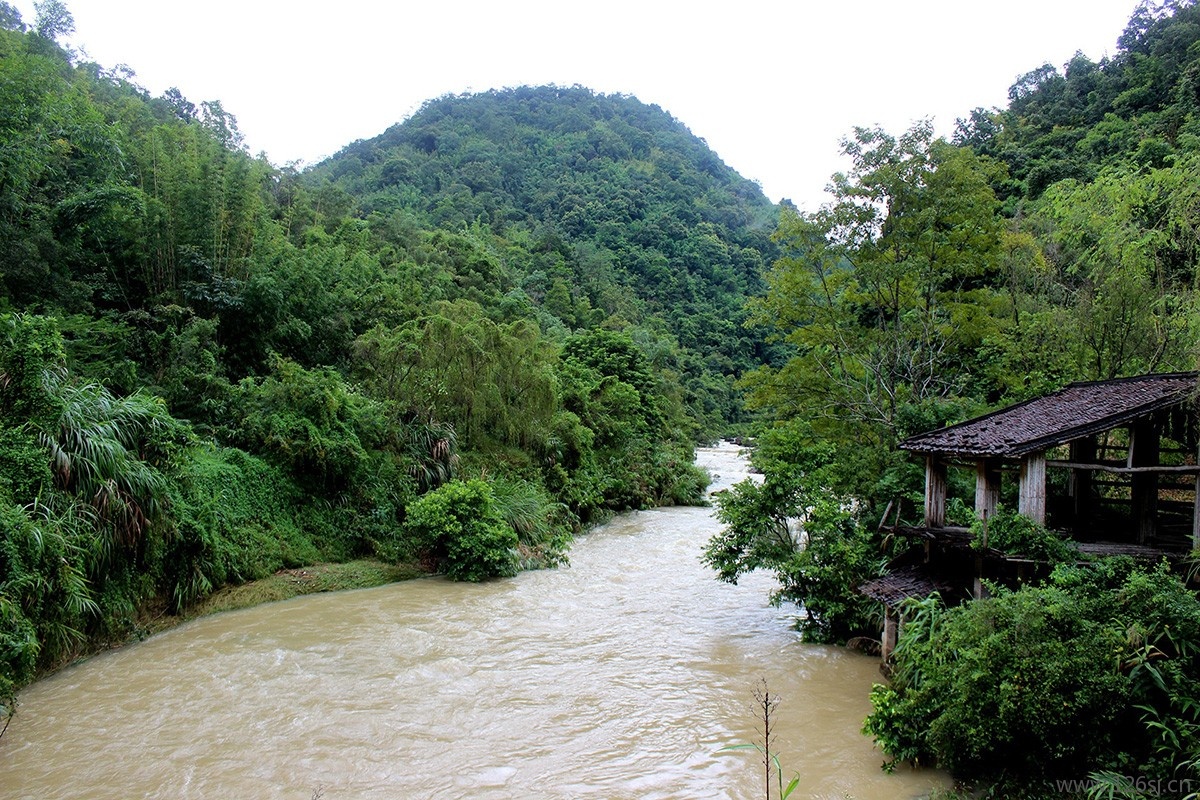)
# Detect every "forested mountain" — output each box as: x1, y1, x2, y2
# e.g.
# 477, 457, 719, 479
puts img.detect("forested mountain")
308, 86, 781, 427
0, 4, 775, 708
